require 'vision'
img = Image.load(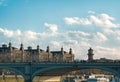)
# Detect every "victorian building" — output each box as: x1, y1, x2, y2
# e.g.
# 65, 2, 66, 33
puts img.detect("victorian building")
0, 42, 74, 62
